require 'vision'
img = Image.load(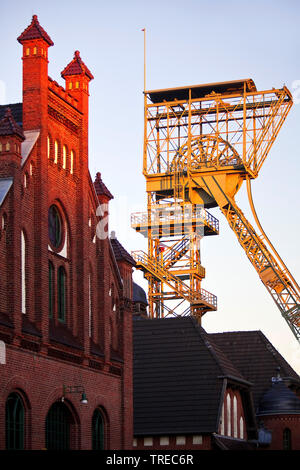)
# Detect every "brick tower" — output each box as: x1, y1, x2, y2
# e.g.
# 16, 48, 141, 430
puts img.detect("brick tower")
0, 15, 134, 450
